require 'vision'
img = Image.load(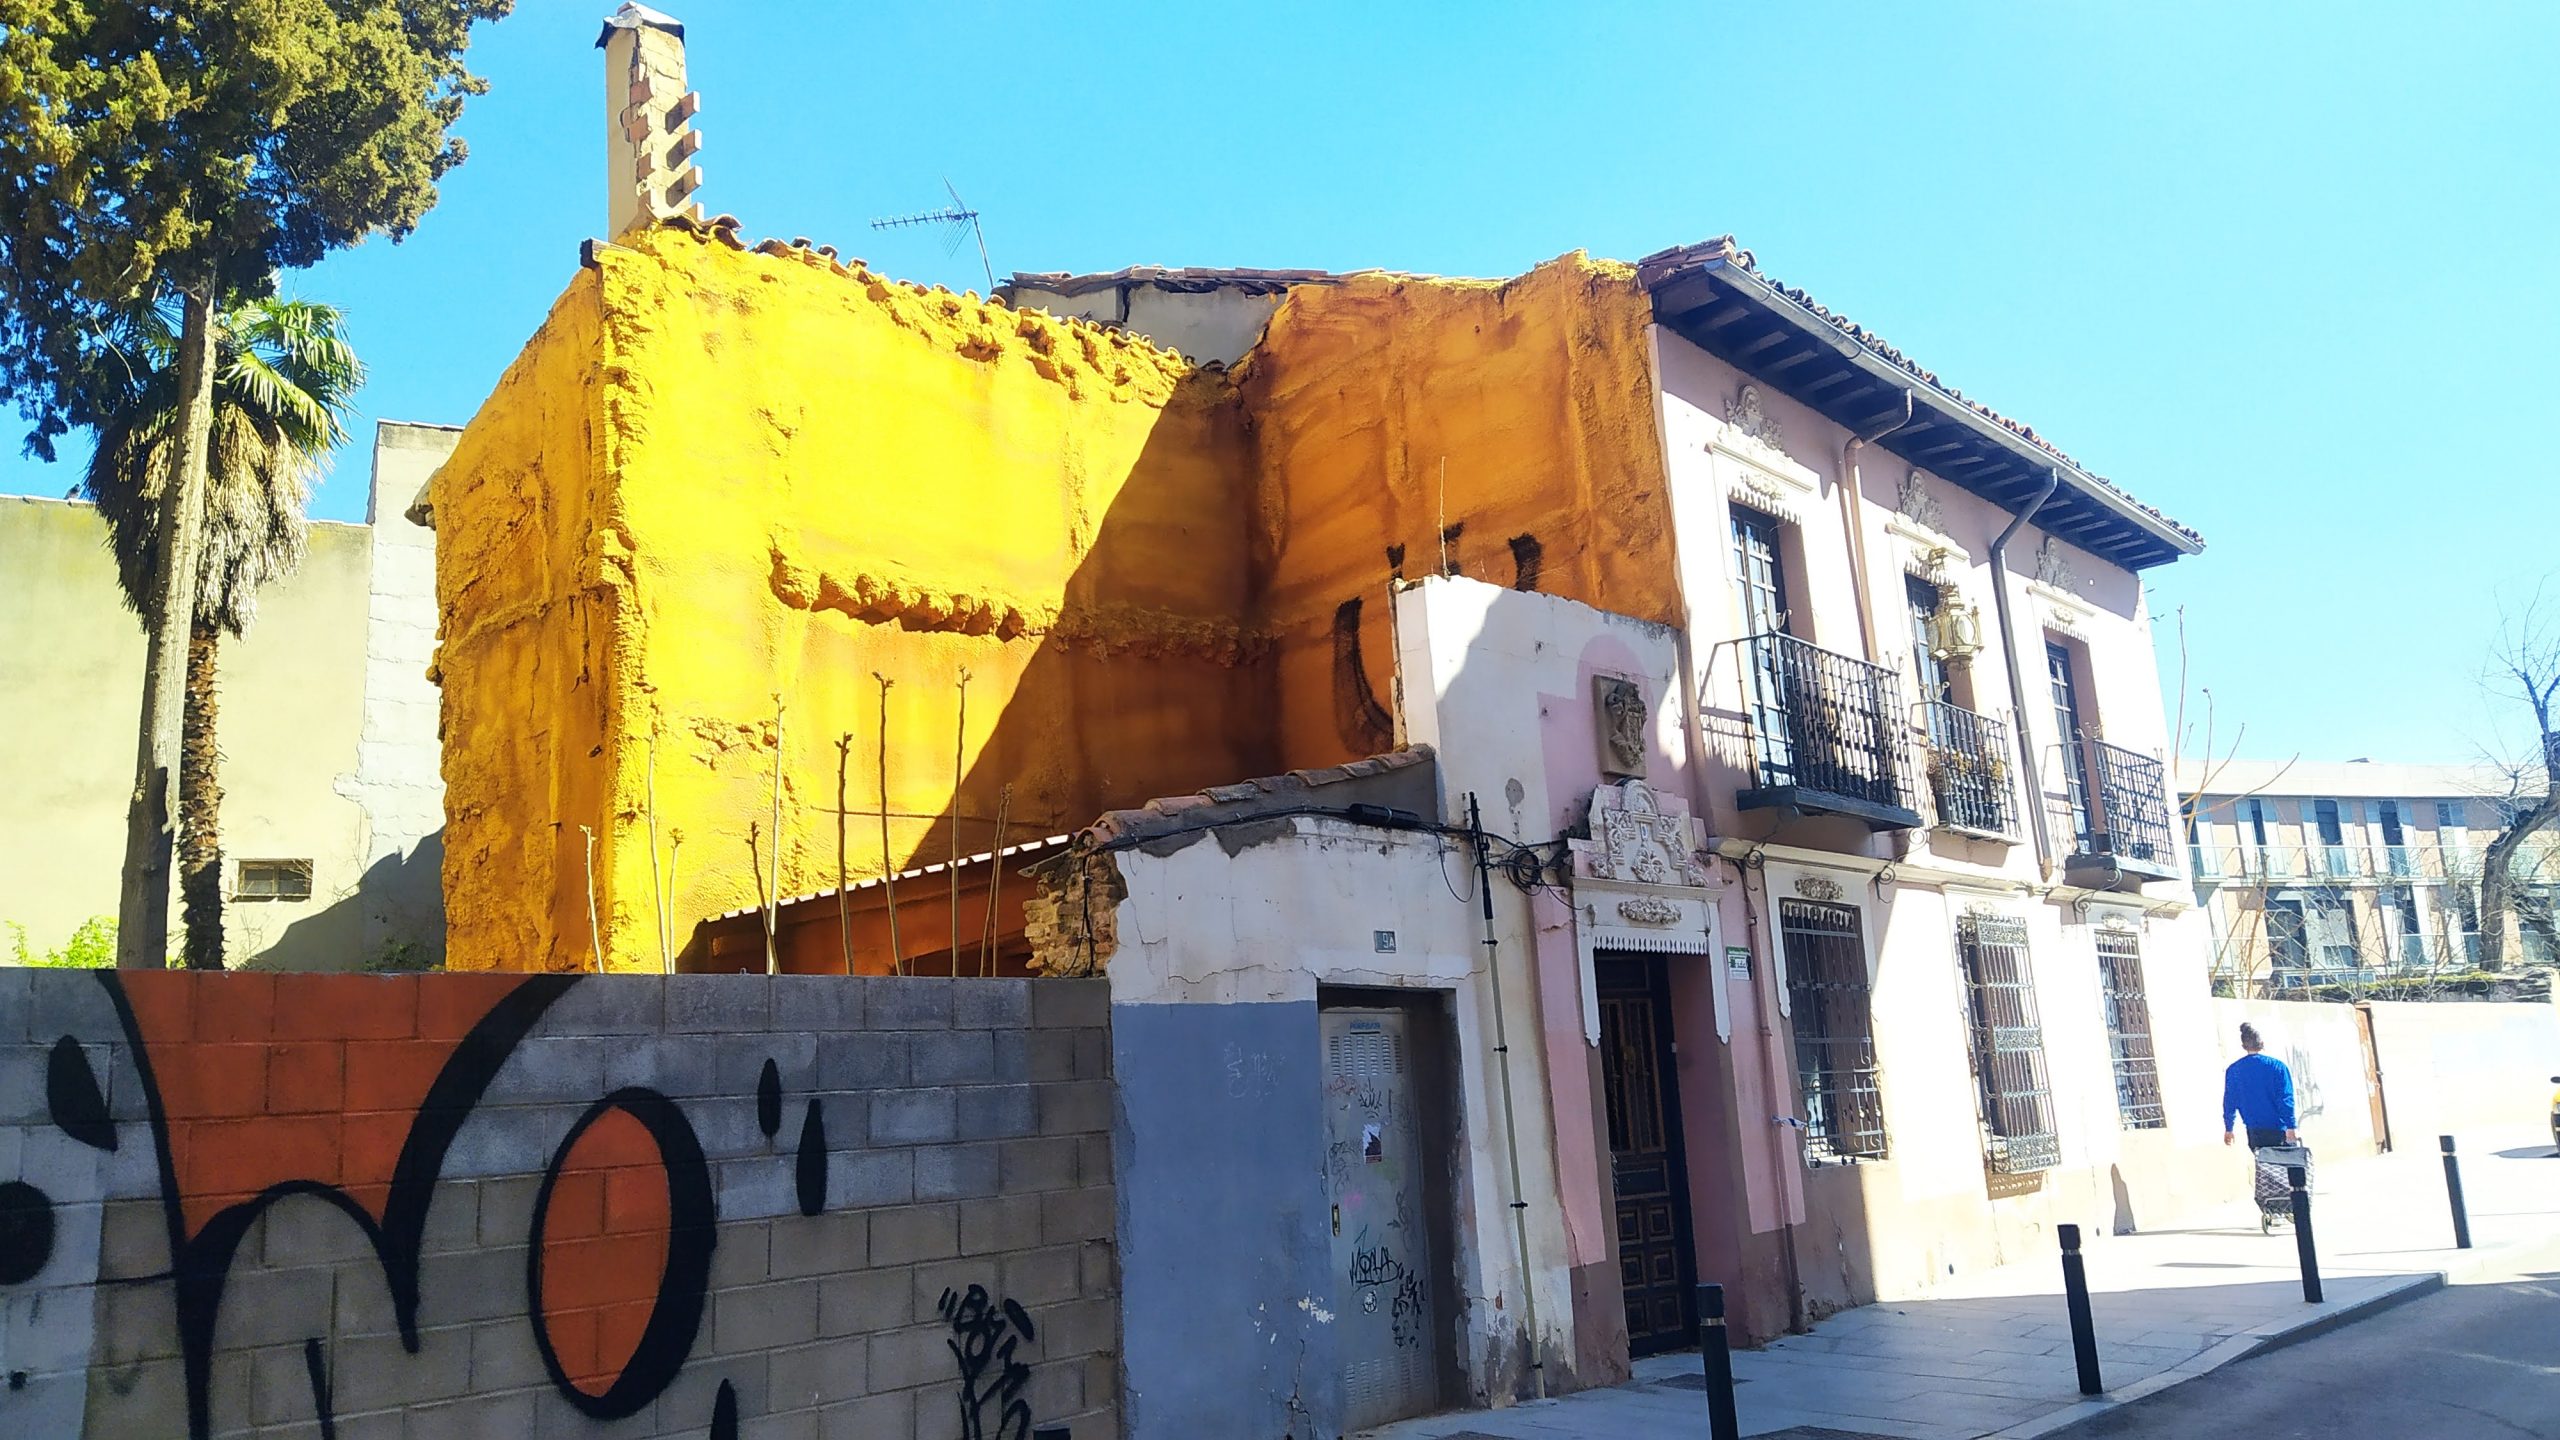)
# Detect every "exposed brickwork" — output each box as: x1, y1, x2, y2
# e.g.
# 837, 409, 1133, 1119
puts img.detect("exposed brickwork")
0, 970, 1116, 1440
